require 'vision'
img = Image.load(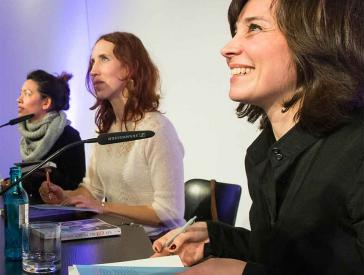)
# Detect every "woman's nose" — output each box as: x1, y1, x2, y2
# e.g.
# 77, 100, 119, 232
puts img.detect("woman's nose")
220, 36, 243, 59
90, 63, 99, 77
